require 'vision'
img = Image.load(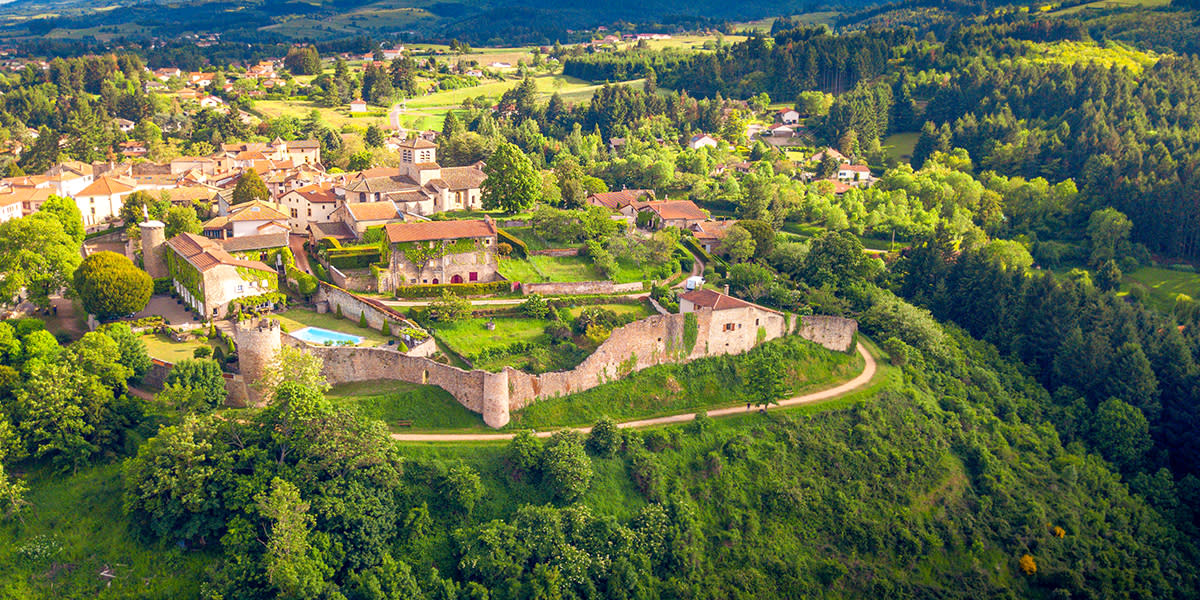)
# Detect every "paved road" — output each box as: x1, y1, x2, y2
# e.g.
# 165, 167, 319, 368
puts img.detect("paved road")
390, 342, 878, 442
